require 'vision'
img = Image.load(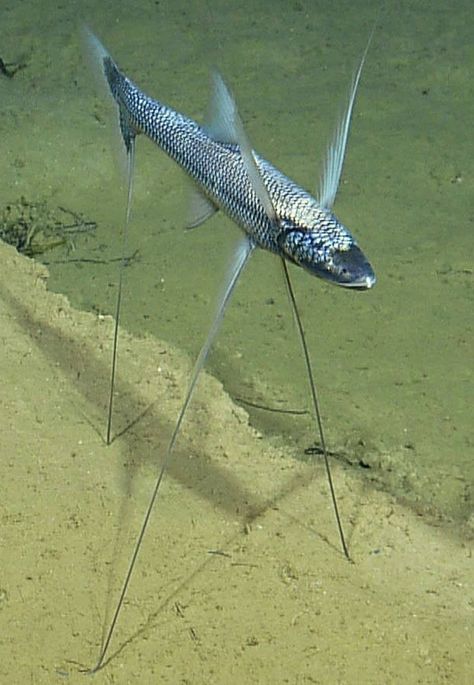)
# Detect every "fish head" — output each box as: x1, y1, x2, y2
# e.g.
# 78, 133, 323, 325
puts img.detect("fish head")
278, 214, 376, 290
323, 241, 376, 289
